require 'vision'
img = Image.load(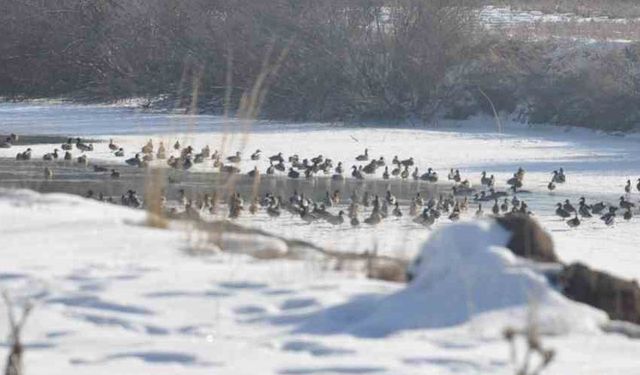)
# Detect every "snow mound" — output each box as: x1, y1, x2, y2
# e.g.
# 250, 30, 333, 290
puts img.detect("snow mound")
296, 220, 608, 338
